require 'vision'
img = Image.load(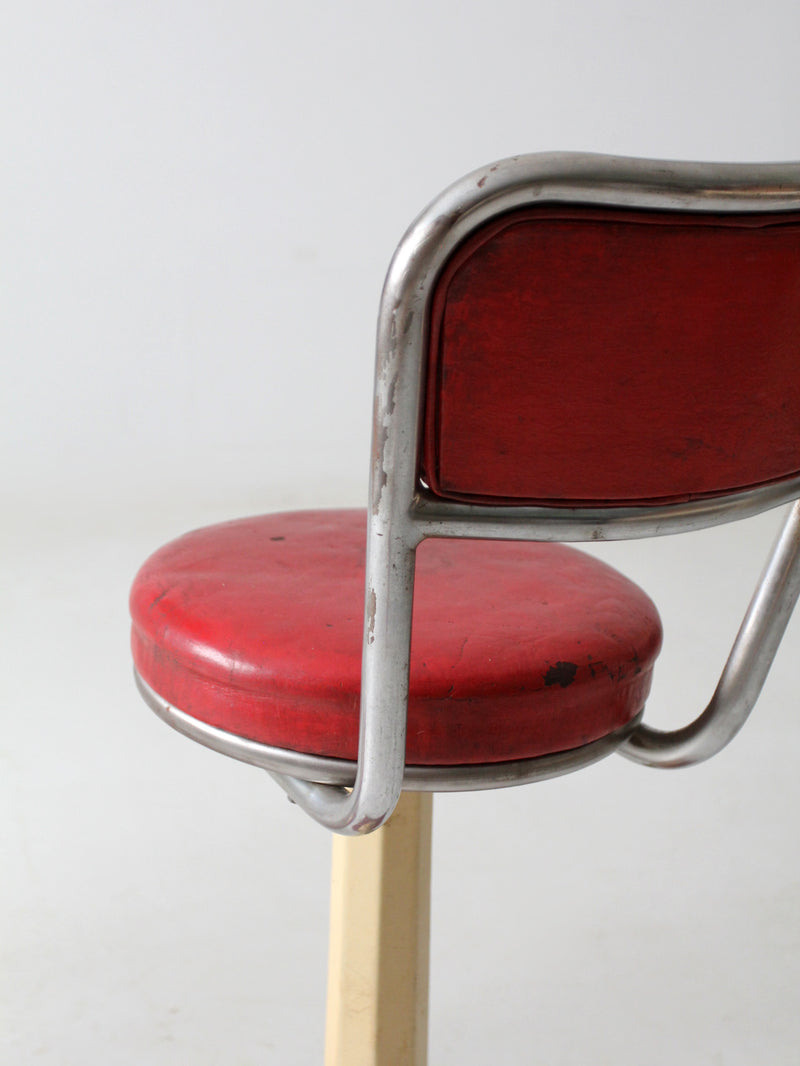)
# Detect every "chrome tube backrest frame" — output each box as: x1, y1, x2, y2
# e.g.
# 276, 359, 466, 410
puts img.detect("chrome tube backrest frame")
272, 153, 800, 834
